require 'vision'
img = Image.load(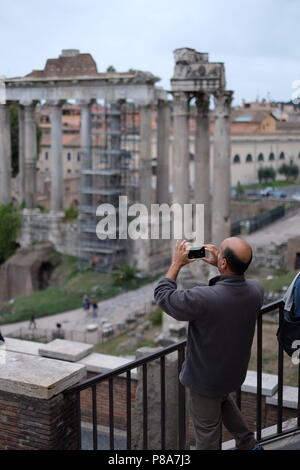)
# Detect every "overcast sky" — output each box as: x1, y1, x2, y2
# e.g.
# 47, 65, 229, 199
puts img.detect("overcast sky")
1, 0, 299, 105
